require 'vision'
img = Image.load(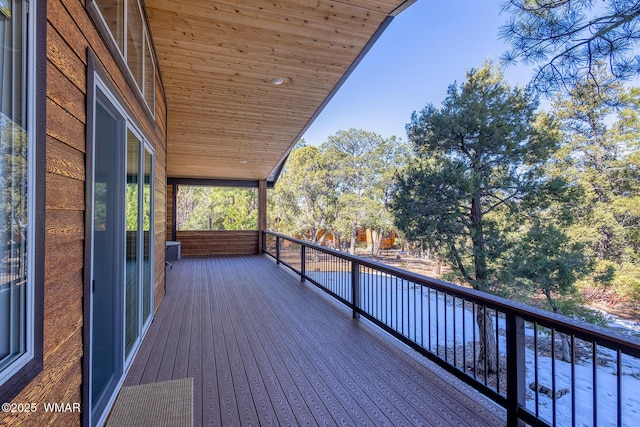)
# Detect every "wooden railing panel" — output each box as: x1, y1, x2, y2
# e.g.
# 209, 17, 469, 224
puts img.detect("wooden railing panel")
176, 230, 259, 256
